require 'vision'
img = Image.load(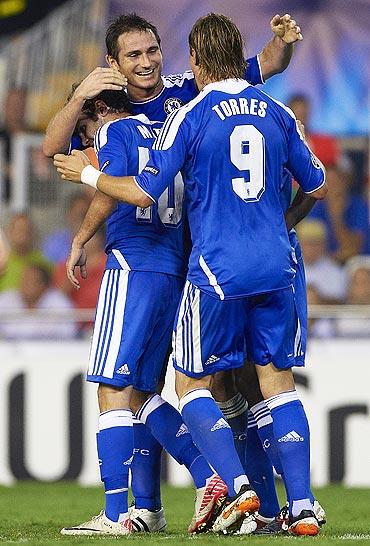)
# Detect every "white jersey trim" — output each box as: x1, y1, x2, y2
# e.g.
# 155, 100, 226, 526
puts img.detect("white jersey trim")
112, 249, 131, 270
199, 256, 225, 300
